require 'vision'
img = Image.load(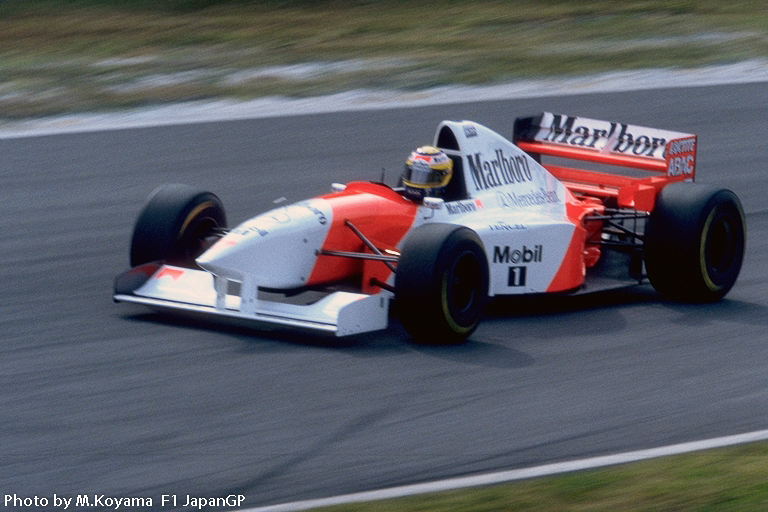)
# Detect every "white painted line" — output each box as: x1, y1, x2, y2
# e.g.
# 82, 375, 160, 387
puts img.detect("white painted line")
242, 428, 768, 512
2, 59, 768, 140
